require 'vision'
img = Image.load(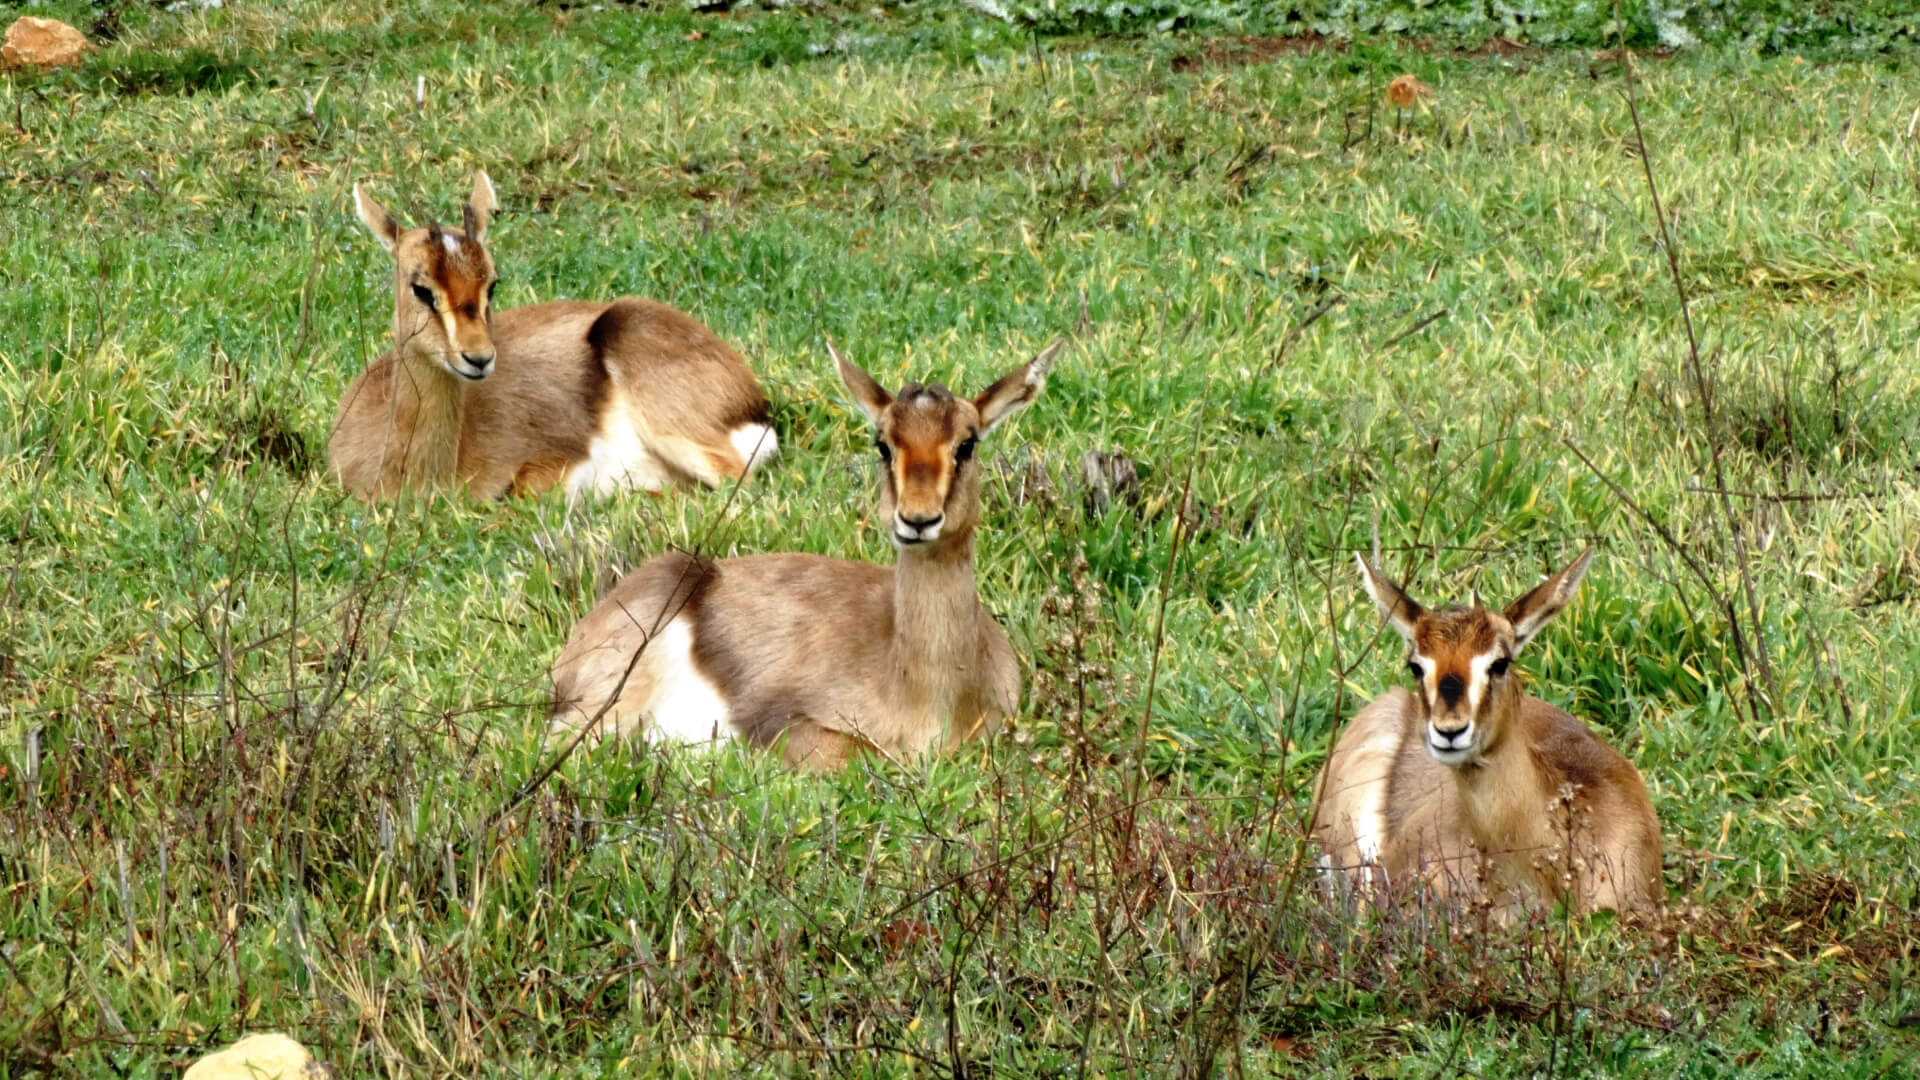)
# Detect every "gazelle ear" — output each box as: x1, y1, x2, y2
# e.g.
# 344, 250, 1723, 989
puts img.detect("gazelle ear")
830, 339, 893, 425
1357, 554, 1423, 645
465, 170, 496, 243
974, 337, 1065, 434
354, 183, 402, 253
1504, 548, 1594, 651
